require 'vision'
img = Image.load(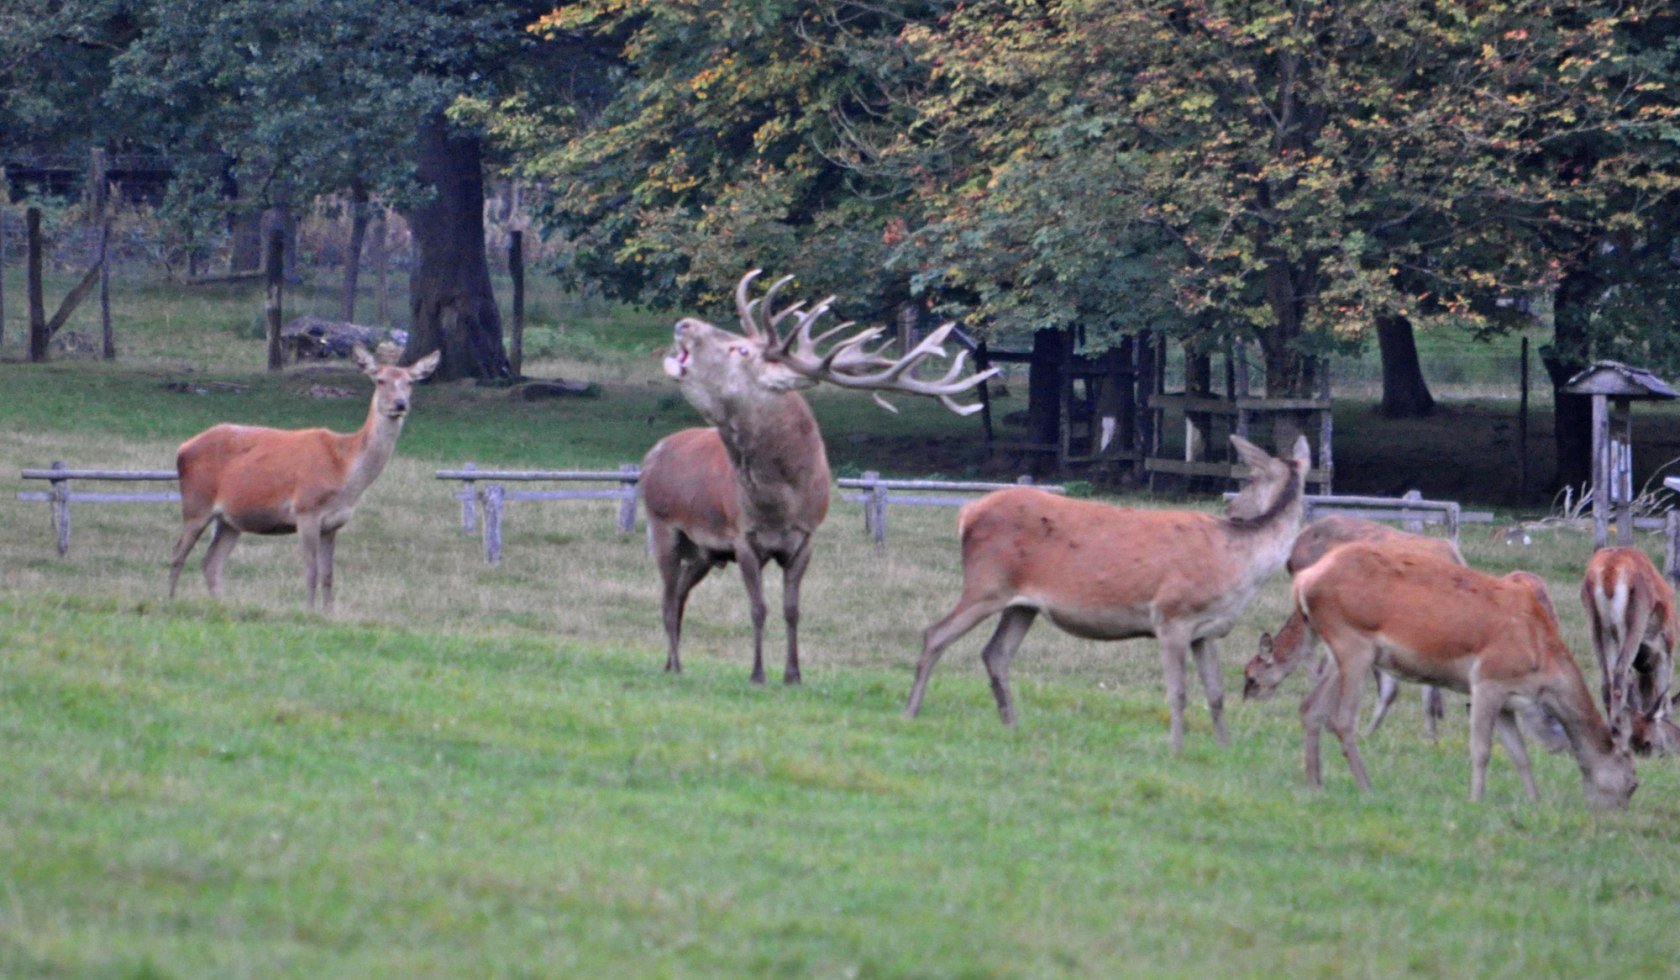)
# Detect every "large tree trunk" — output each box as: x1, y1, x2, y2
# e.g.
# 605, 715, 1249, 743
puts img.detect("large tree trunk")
1025, 327, 1067, 476
1546, 266, 1597, 494
402, 113, 508, 381
342, 181, 370, 323
1376, 314, 1436, 417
